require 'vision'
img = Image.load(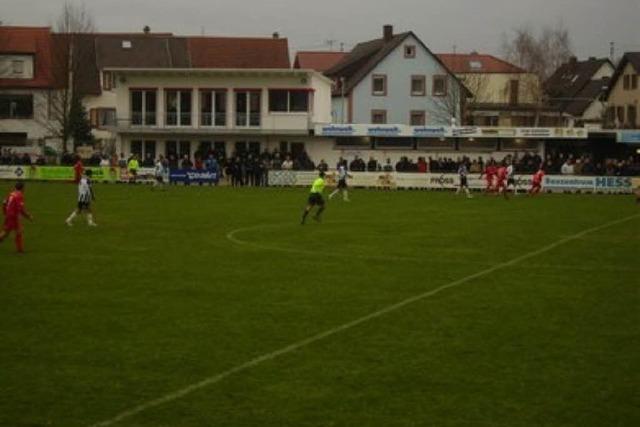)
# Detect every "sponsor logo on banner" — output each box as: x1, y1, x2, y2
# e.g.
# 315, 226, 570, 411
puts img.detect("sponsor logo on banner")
413, 126, 446, 137
429, 174, 456, 187
617, 130, 640, 144
367, 126, 402, 136
169, 169, 218, 184
518, 128, 554, 138
594, 176, 632, 189
452, 127, 479, 137
0, 165, 29, 180
32, 166, 118, 181
544, 176, 594, 189
319, 125, 355, 136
